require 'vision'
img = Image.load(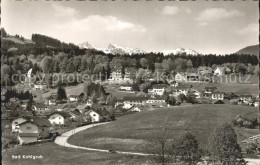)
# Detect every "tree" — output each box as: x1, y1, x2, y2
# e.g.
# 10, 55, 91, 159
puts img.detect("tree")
207, 123, 246, 165
186, 92, 198, 104
140, 58, 148, 69
57, 86, 67, 101
167, 96, 176, 106
145, 129, 172, 165
172, 132, 202, 165
106, 94, 117, 107
1, 28, 8, 37
40, 56, 53, 73
178, 94, 187, 103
